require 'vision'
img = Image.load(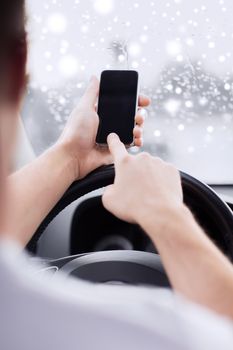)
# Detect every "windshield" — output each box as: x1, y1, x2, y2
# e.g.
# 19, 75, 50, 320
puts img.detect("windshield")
23, 0, 233, 184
